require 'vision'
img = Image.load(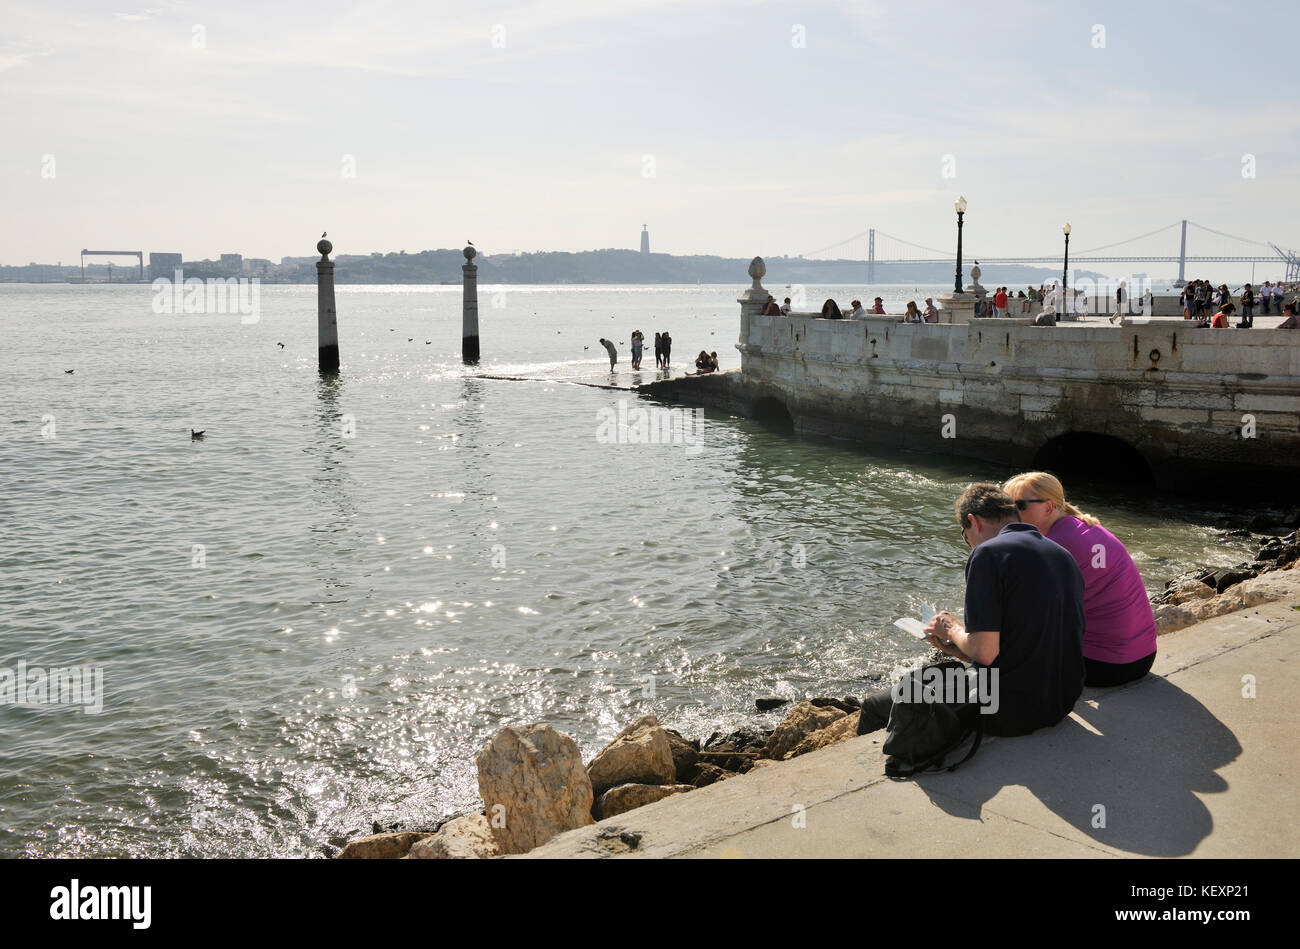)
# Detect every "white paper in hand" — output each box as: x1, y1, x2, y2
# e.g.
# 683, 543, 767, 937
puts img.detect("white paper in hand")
894, 604, 939, 641
893, 618, 927, 639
